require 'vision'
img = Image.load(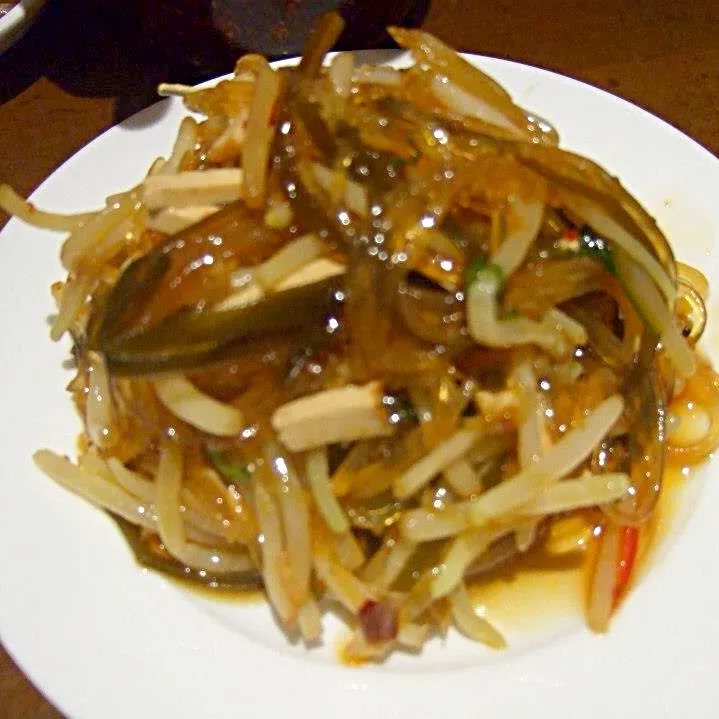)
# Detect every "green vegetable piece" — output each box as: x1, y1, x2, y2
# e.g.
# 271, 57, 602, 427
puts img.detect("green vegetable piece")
208, 450, 252, 485
580, 226, 616, 274
467, 261, 504, 291
465, 257, 487, 287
